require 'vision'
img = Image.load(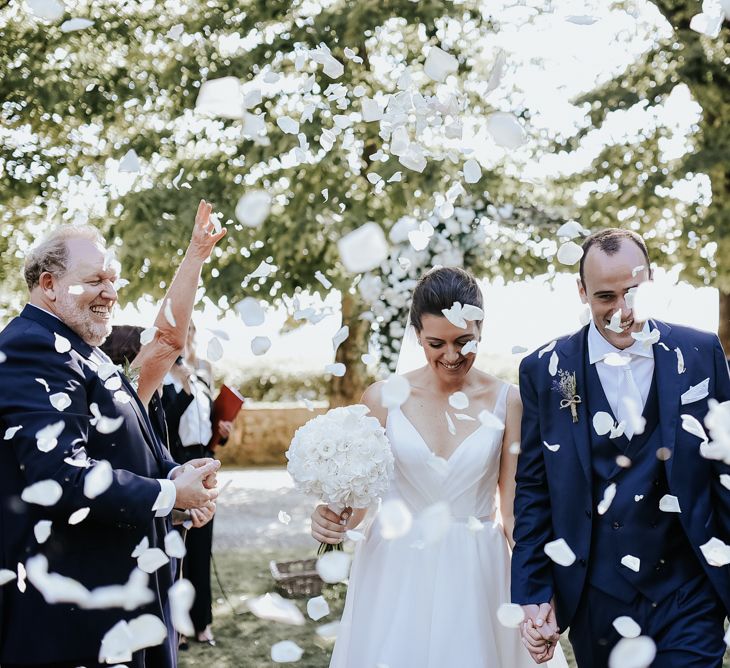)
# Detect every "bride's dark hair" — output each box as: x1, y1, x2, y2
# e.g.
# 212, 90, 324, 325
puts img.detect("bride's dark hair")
409, 267, 483, 332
